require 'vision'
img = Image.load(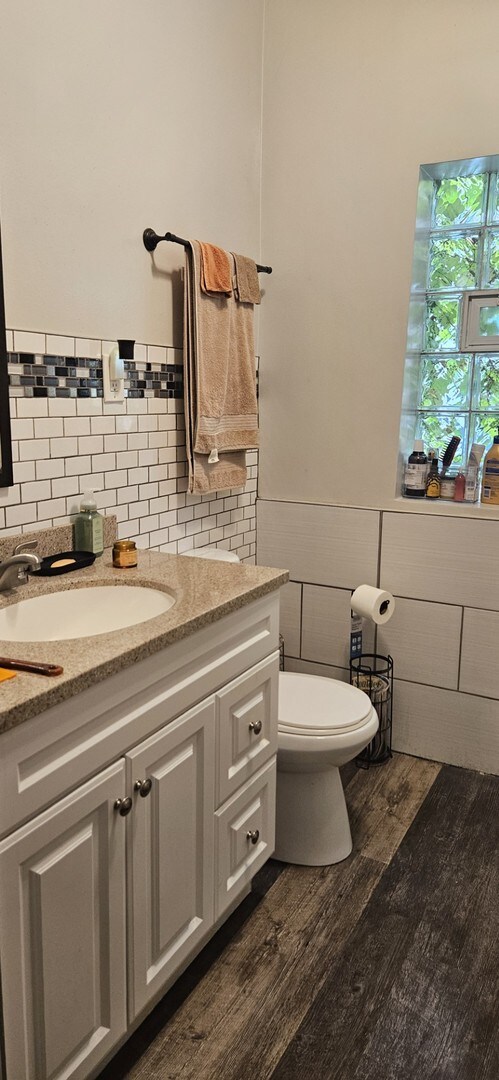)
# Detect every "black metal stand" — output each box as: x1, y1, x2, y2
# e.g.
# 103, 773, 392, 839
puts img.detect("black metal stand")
350, 653, 393, 768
